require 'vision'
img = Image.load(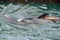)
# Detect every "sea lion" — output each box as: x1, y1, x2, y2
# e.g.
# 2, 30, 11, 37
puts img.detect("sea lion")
4, 14, 35, 25
4, 13, 60, 25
